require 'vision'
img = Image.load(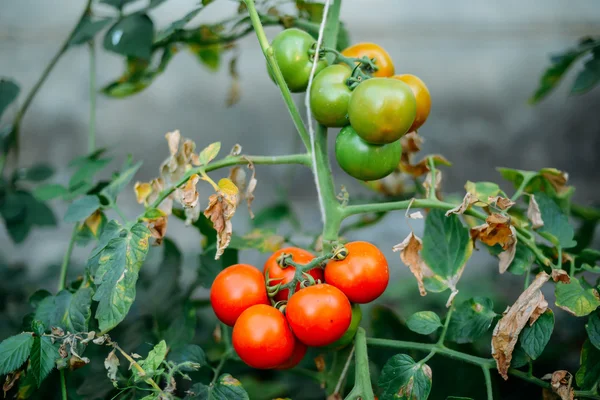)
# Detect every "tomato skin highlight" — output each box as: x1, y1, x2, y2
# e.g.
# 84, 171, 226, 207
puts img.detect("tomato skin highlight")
275, 340, 307, 370
263, 247, 321, 302
309, 64, 352, 127
210, 264, 269, 326
232, 304, 295, 369
348, 77, 416, 144
341, 42, 395, 77
286, 283, 352, 347
335, 126, 402, 181
392, 74, 431, 132
325, 241, 389, 303
270, 28, 328, 93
